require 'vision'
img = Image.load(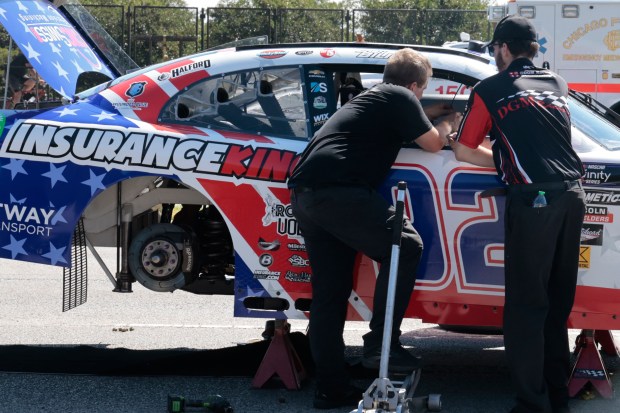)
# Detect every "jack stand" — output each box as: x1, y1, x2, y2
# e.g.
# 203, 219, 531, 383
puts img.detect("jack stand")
252, 319, 307, 390
568, 329, 614, 399
595, 330, 620, 357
